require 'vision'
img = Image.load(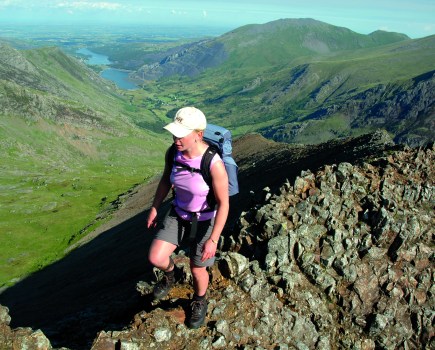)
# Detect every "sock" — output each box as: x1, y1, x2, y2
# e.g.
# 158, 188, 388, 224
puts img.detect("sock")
165, 268, 174, 280
193, 293, 206, 301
